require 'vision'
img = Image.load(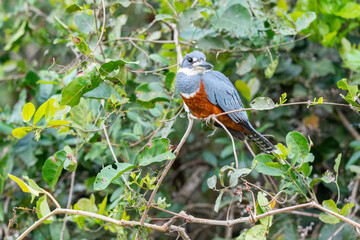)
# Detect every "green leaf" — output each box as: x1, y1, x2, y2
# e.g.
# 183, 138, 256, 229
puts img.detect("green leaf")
22, 102, 35, 122
202, 152, 217, 167
155, 14, 173, 21
245, 225, 267, 240
94, 163, 135, 190
8, 174, 40, 197
250, 97, 276, 110
257, 192, 273, 226
349, 165, 360, 174
253, 154, 286, 176
99, 60, 127, 76
149, 54, 170, 65
337, 79, 359, 106
4, 20, 27, 51
214, 189, 224, 213
36, 195, 54, 223
42, 150, 67, 190
207, 175, 217, 189
33, 99, 56, 124
295, 12, 316, 31
135, 82, 170, 107
236, 54, 256, 76
286, 131, 310, 163
165, 72, 176, 91
74, 12, 94, 34
265, 58, 279, 79
319, 200, 341, 225
23, 176, 43, 192
97, 195, 108, 215
47, 120, 72, 126
334, 153, 341, 175
12, 127, 35, 139
61, 68, 101, 107
138, 138, 175, 166
211, 4, 252, 38
229, 168, 251, 187
65, 4, 82, 13
340, 203, 354, 216
319, 212, 340, 224
69, 35, 92, 56
117, 0, 131, 7
322, 199, 338, 213
235, 80, 251, 101
310, 178, 322, 188
335, 2, 360, 19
